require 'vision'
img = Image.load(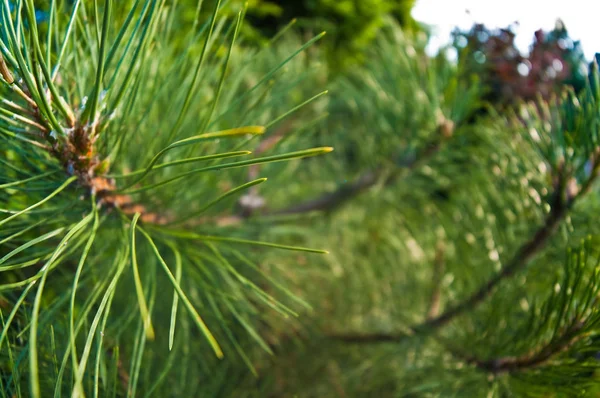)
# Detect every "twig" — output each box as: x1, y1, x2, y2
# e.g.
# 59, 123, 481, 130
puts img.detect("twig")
268, 141, 442, 216
326, 331, 412, 343
447, 321, 586, 374
419, 189, 567, 331
182, 118, 453, 225
267, 169, 389, 215
268, 114, 453, 216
